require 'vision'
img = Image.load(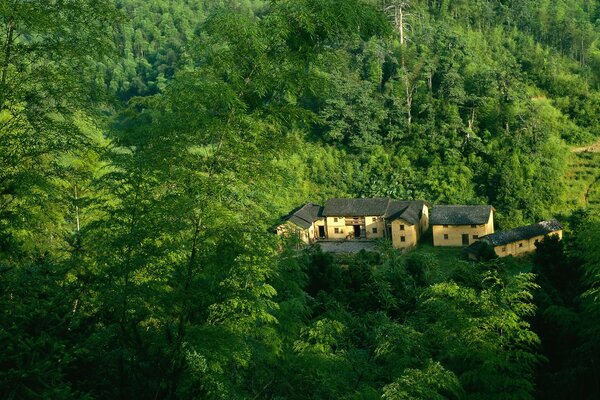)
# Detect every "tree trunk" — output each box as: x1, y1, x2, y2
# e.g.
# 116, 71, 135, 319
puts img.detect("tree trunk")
1, 18, 15, 105
167, 214, 202, 400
